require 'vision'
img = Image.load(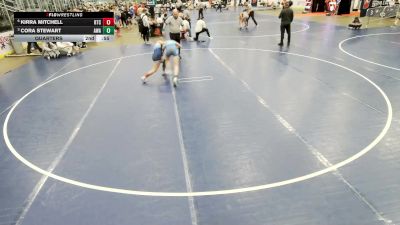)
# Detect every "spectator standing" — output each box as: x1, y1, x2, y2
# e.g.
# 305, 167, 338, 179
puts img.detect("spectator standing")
278, 2, 293, 46
140, 8, 151, 44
